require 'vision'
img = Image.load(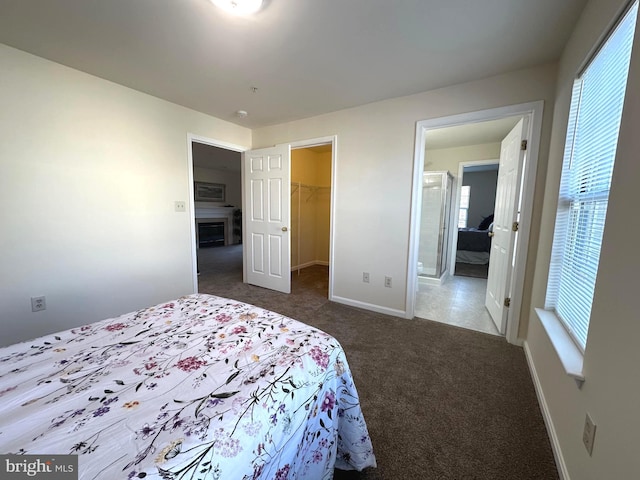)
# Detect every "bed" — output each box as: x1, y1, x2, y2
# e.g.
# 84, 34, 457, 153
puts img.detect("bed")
0, 294, 376, 479
456, 227, 492, 265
